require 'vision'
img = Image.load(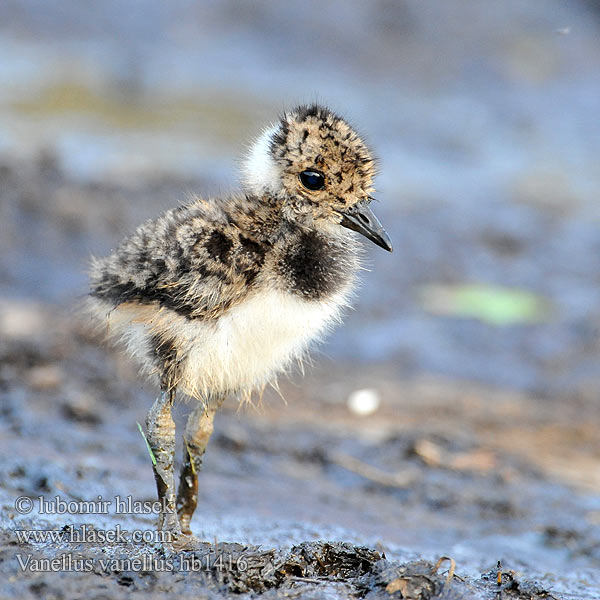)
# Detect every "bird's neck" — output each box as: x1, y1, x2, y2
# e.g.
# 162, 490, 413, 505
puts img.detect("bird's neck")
234, 192, 356, 256
228, 193, 359, 301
